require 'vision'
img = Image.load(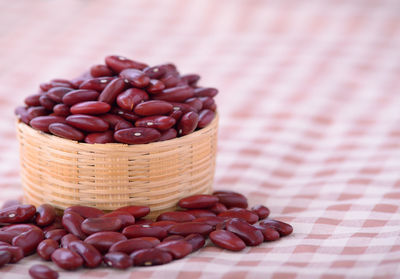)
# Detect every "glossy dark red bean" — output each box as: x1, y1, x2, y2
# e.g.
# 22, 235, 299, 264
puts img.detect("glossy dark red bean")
130, 248, 172, 266
225, 218, 264, 246
114, 127, 161, 144
0, 246, 23, 263
218, 208, 259, 224
122, 224, 167, 240
253, 224, 280, 241
0, 204, 36, 223
79, 77, 114, 92
40, 80, 75, 91
1, 224, 41, 236
60, 234, 79, 248
251, 205, 270, 220
209, 230, 246, 251
159, 128, 177, 141
51, 248, 83, 270
84, 232, 127, 253
70, 101, 111, 115
259, 219, 293, 237
25, 94, 42, 106
47, 87, 73, 103
147, 79, 165, 93
66, 114, 109, 132
43, 216, 63, 233
49, 123, 85, 141
64, 205, 104, 218
62, 211, 86, 240
99, 114, 133, 130
134, 219, 154, 225
177, 111, 199, 136
199, 96, 216, 111
134, 100, 173, 116
109, 238, 156, 254
181, 74, 200, 86
37, 239, 59, 260
178, 194, 219, 209
135, 116, 175, 131
1, 199, 22, 210
68, 240, 102, 268
105, 55, 148, 72
30, 116, 66, 133
29, 264, 59, 279
84, 130, 114, 144
150, 221, 177, 230
162, 235, 184, 242
81, 217, 122, 235
62, 89, 100, 106
213, 191, 248, 209
0, 231, 15, 244
45, 229, 67, 242
35, 204, 56, 227
184, 209, 216, 218
210, 202, 228, 214
134, 237, 160, 246
116, 88, 149, 111
15, 106, 30, 124
27, 106, 48, 120
156, 211, 195, 223
52, 104, 70, 116
120, 68, 150, 88
111, 107, 139, 122
194, 87, 218, 98
104, 252, 132, 269
143, 66, 166, 79
153, 85, 194, 102
197, 109, 215, 129
169, 102, 195, 114
160, 74, 180, 88
12, 228, 44, 255
0, 250, 11, 267
169, 109, 184, 123
39, 95, 56, 110
168, 222, 213, 237
90, 64, 114, 77
184, 234, 205, 252
156, 239, 192, 259
185, 97, 203, 112
98, 78, 127, 104
0, 241, 10, 247
102, 211, 135, 228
